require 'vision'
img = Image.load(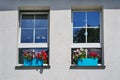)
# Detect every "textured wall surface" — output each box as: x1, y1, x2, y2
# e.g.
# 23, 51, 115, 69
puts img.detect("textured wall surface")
0, 0, 120, 80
